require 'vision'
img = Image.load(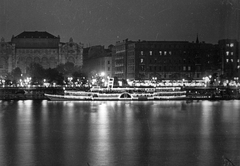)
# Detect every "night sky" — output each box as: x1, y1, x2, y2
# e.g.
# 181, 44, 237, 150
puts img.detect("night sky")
0, 0, 239, 47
